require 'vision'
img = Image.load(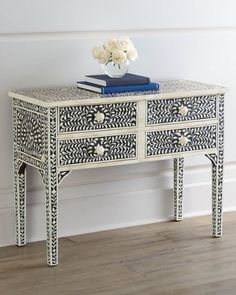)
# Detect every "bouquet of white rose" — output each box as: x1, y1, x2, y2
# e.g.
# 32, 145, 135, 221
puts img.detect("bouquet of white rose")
92, 36, 138, 67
